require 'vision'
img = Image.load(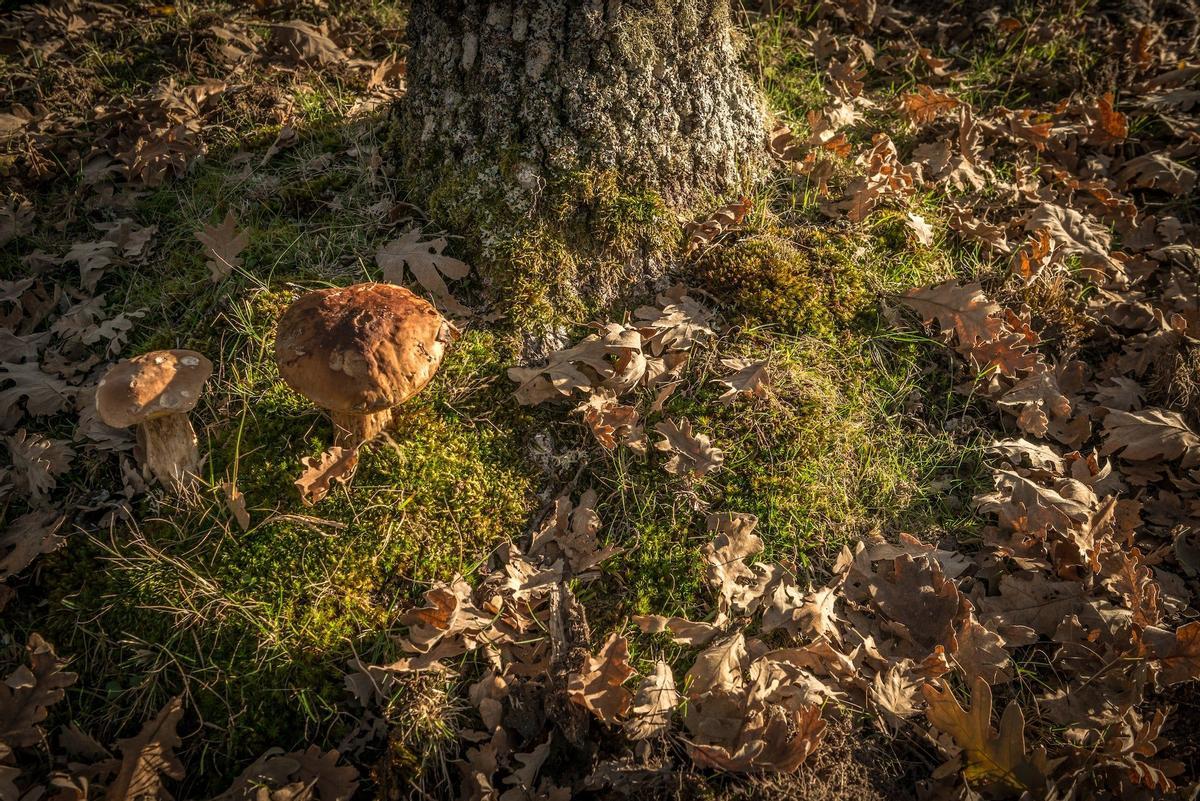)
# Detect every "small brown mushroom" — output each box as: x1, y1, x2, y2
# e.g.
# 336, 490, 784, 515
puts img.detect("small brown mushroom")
95, 349, 213, 491
274, 283, 456, 448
